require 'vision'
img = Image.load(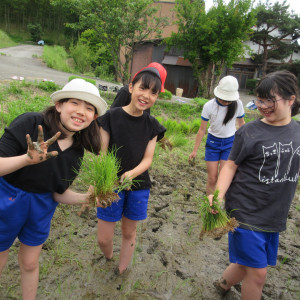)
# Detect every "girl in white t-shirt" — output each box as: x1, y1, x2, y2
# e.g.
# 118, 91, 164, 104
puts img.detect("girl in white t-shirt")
189, 76, 245, 194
